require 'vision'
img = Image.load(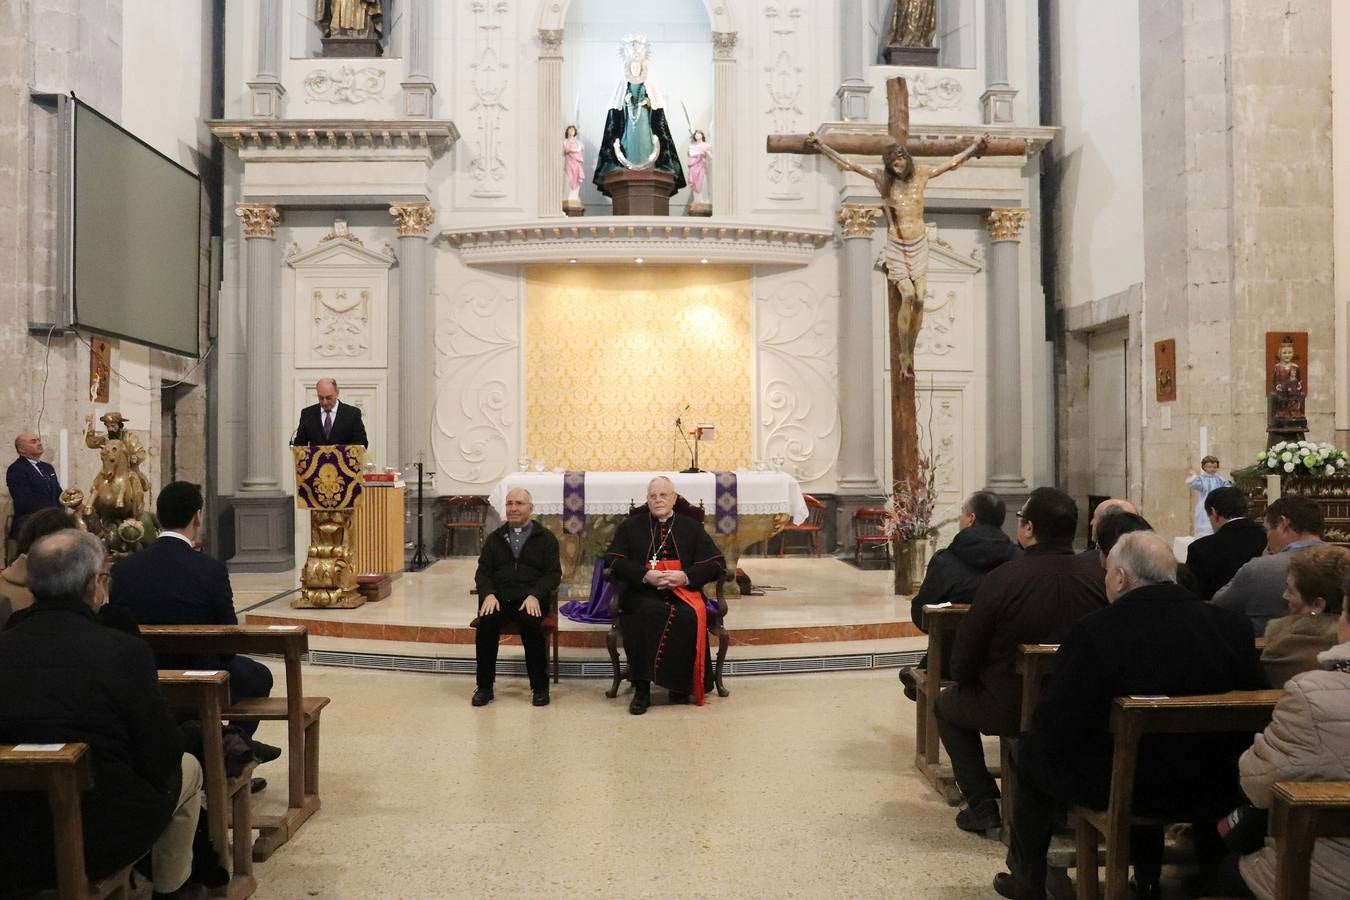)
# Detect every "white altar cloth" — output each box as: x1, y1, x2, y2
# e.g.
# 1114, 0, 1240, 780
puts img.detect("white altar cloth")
487, 470, 810, 524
